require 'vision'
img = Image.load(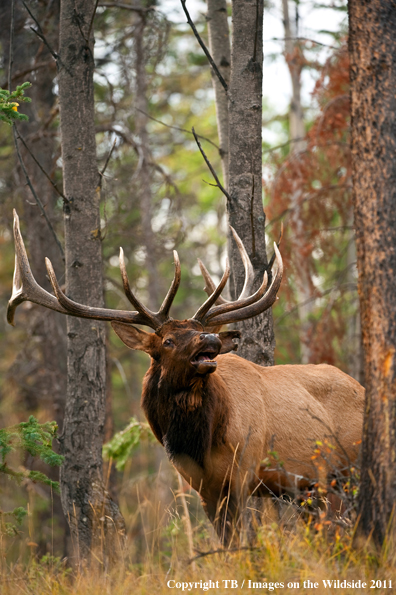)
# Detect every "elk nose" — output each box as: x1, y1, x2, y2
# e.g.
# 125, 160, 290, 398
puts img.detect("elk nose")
200, 333, 221, 343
